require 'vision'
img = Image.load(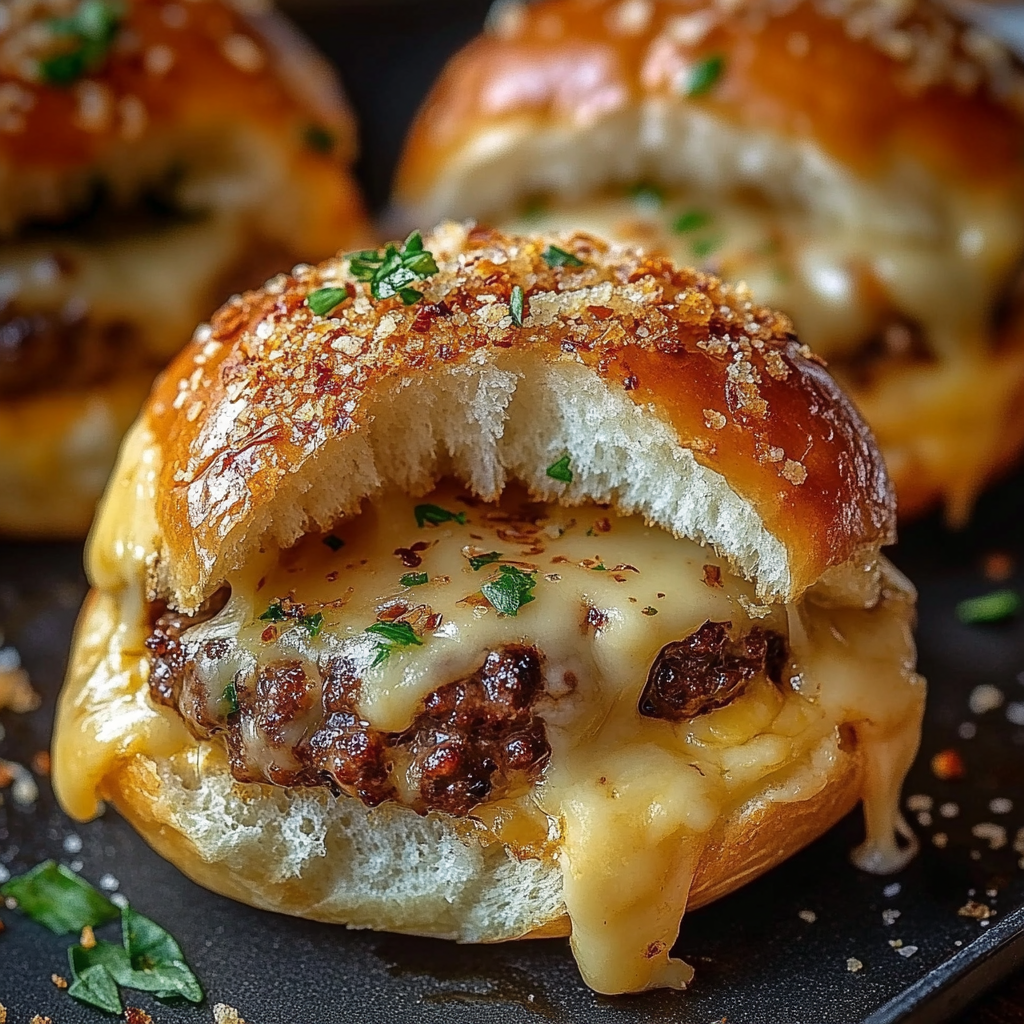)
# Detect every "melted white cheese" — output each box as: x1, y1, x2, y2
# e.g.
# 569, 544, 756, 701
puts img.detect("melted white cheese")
171, 482, 924, 994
